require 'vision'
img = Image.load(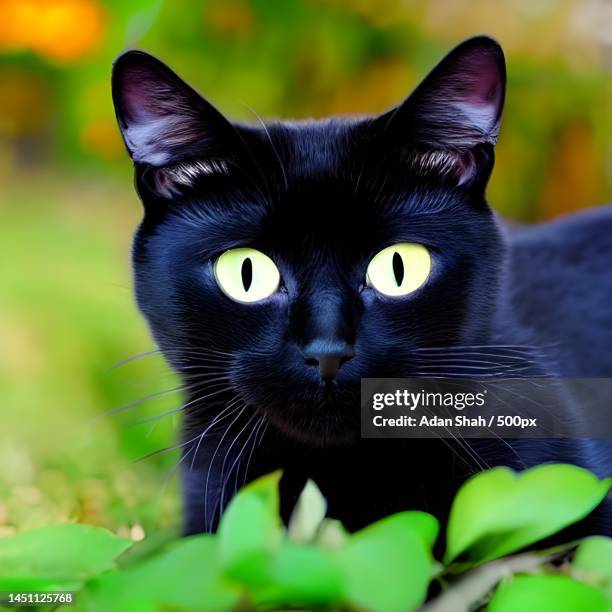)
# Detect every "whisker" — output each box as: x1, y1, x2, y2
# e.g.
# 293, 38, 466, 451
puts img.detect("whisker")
155, 399, 243, 498
204, 404, 248, 531
176, 364, 232, 372
245, 105, 289, 191
90, 385, 186, 424
414, 355, 538, 365
419, 406, 487, 473
106, 349, 163, 371
218, 412, 261, 512
241, 418, 268, 489
189, 400, 244, 471
415, 344, 558, 354
413, 362, 534, 372
134, 430, 204, 463
127, 405, 185, 426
